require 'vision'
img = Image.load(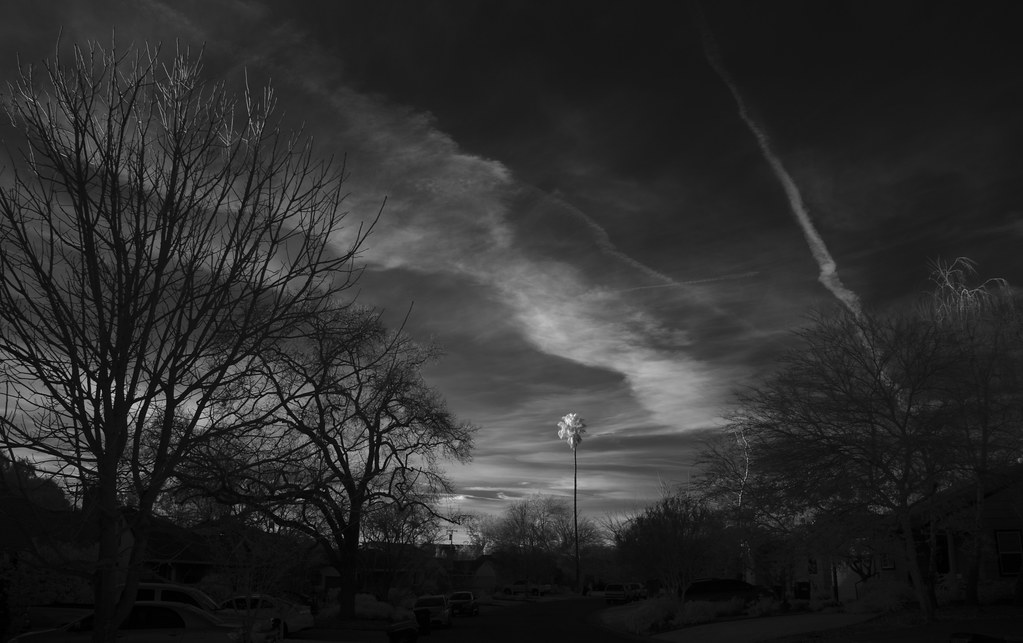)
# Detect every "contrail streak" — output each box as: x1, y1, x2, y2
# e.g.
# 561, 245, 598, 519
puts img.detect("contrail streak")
615, 270, 760, 293
541, 189, 687, 289
695, 7, 863, 320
